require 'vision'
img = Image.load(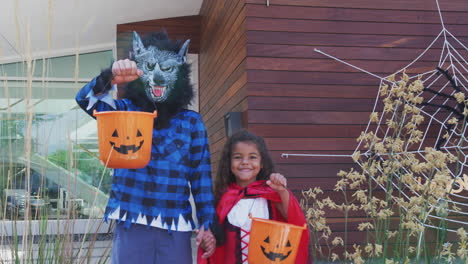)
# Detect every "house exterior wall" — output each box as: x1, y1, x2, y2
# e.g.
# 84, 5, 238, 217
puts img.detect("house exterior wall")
244, 4, 468, 181
244, 0, 468, 193
243, 0, 468, 252
115, 0, 468, 199
114, 0, 468, 254
198, 0, 247, 173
